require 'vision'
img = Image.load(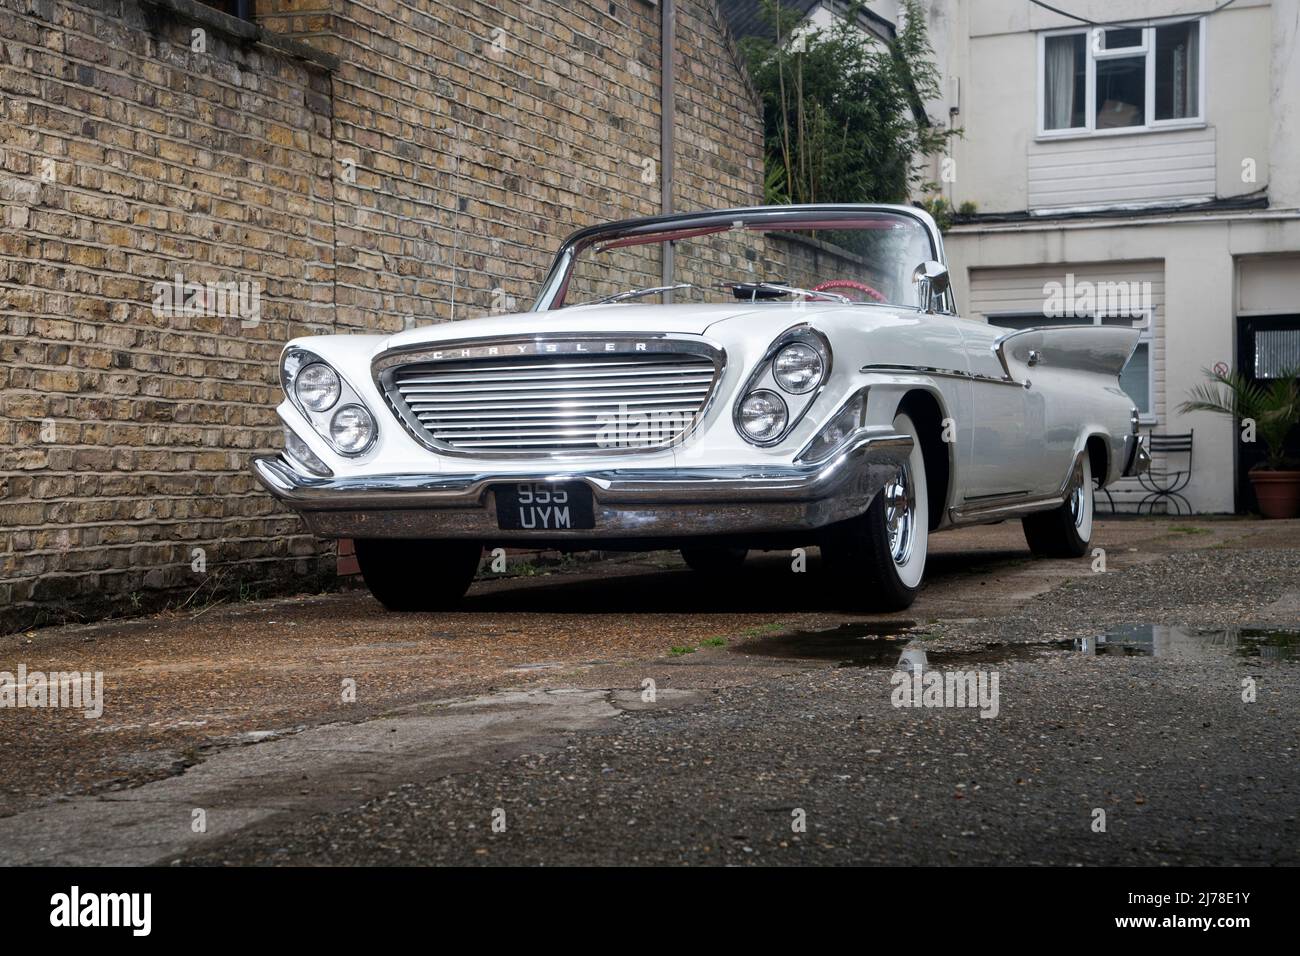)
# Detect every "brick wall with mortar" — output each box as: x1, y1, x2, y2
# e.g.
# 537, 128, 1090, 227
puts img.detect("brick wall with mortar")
0, 0, 763, 631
